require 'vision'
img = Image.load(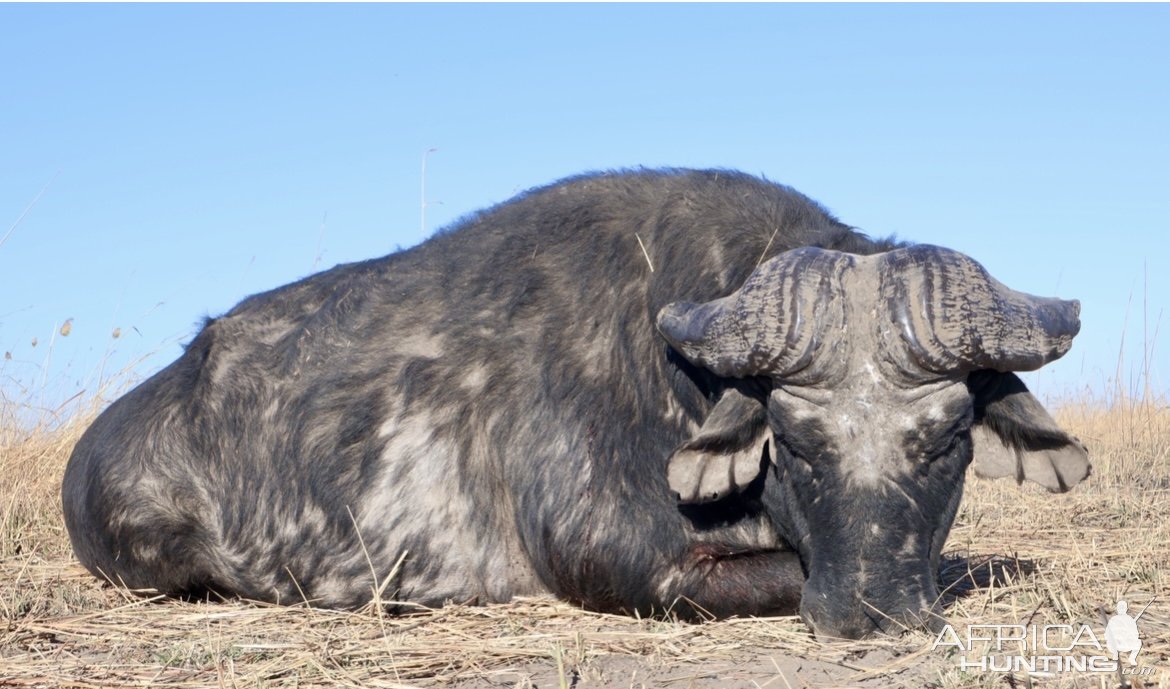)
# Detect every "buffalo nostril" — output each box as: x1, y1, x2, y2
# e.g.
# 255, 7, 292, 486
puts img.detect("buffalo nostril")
807, 620, 885, 641
801, 603, 884, 641
802, 597, 943, 640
